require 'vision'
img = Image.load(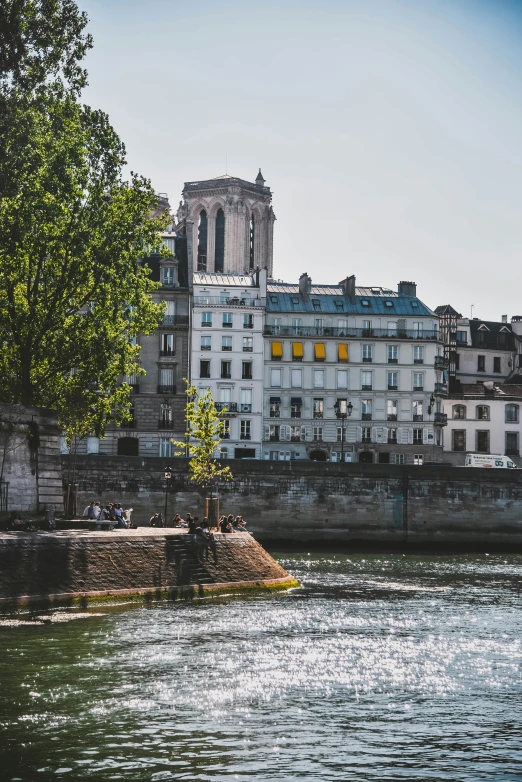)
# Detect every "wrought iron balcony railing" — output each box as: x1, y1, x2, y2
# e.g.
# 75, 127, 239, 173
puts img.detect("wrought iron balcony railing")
263, 325, 441, 340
